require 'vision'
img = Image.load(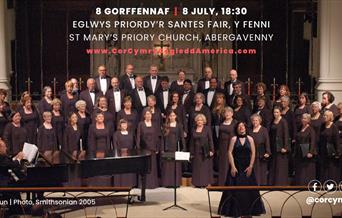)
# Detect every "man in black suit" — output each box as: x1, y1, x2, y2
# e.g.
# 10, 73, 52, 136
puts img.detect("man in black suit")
196, 66, 221, 93
156, 76, 171, 117
203, 77, 224, 109
131, 76, 151, 116
143, 64, 161, 95
94, 65, 111, 95
224, 69, 243, 102
228, 81, 251, 110
79, 78, 102, 114
105, 77, 126, 116
119, 64, 136, 92
181, 79, 195, 116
